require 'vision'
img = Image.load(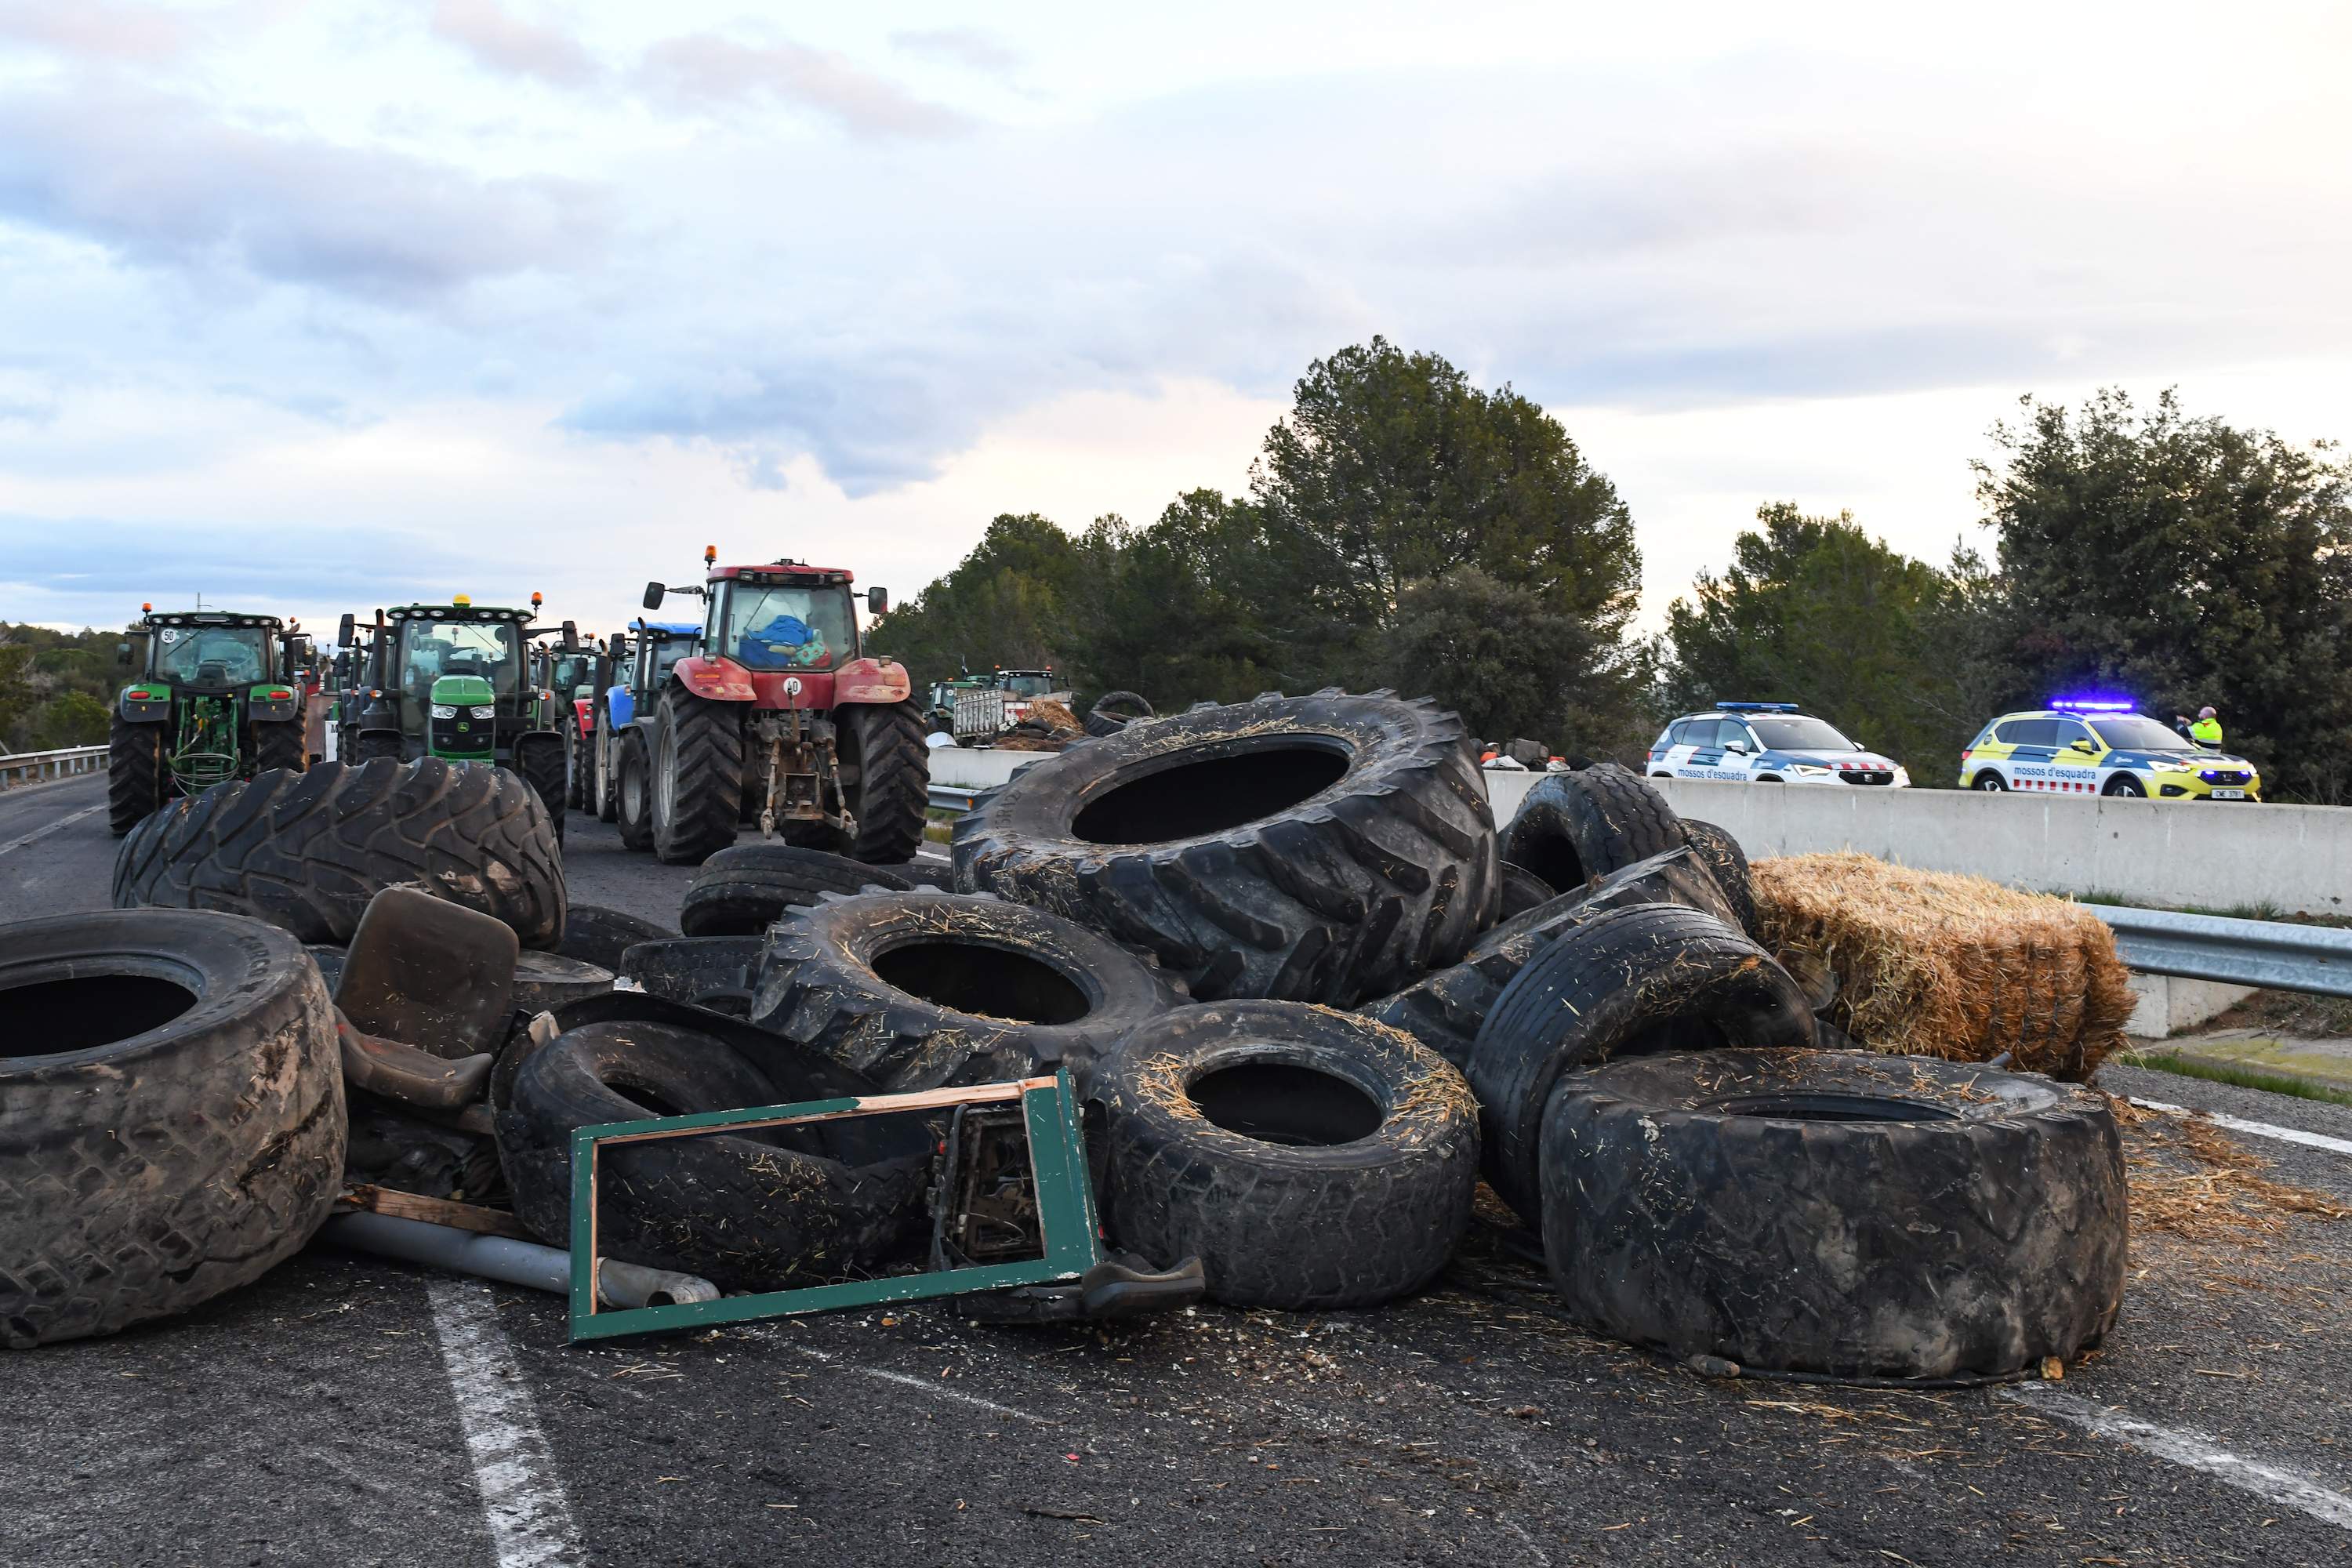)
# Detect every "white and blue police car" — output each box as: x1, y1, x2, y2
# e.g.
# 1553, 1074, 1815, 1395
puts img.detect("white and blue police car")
1646, 702, 1911, 788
